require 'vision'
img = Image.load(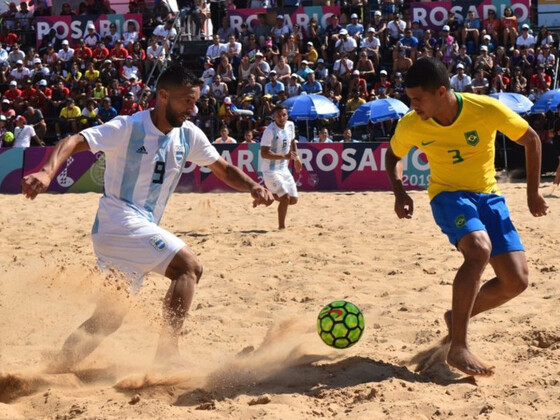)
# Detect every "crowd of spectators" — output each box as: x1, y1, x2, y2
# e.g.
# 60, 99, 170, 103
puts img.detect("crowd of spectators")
0, 0, 559, 150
